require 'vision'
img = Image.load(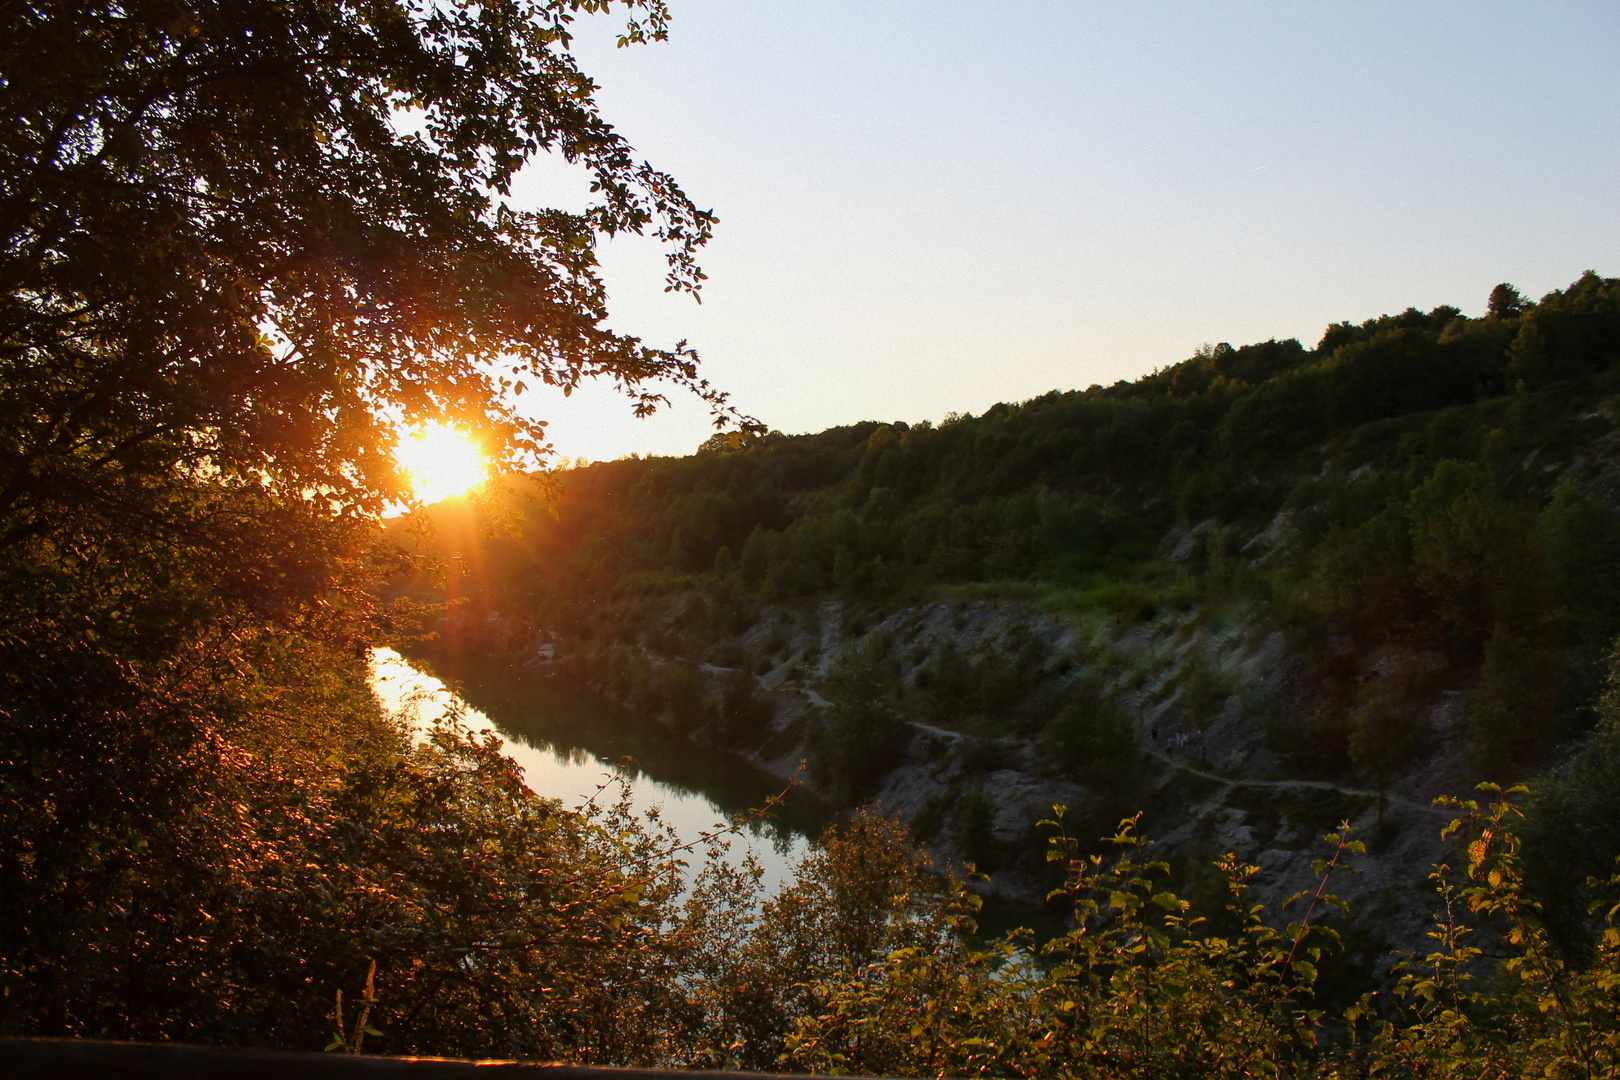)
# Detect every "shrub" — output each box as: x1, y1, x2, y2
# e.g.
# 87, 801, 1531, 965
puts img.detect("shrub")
1097, 580, 1159, 622
812, 637, 908, 803
956, 784, 997, 868
710, 670, 773, 748
1347, 693, 1419, 819
1466, 622, 1555, 776
659, 662, 705, 734
1039, 685, 1141, 793
975, 652, 1024, 715
1176, 650, 1231, 726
